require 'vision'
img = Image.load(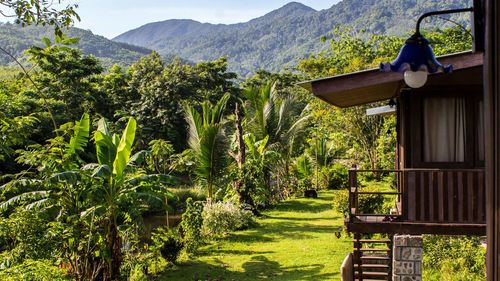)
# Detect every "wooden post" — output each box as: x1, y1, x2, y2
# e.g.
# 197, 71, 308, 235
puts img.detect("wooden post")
485, 0, 500, 279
